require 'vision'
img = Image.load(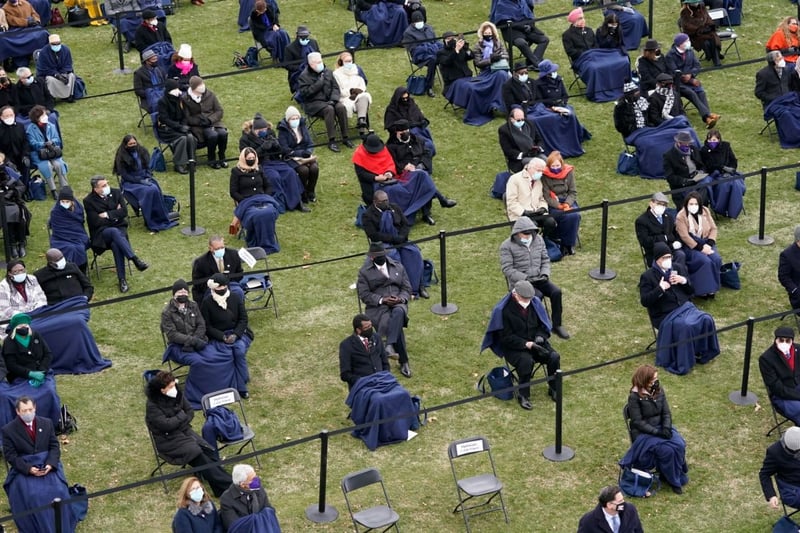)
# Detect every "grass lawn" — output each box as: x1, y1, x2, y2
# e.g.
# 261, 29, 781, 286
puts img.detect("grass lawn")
5, 0, 800, 531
